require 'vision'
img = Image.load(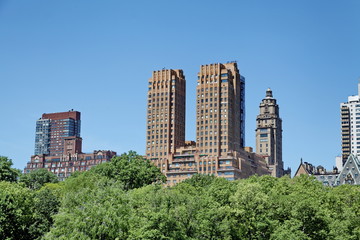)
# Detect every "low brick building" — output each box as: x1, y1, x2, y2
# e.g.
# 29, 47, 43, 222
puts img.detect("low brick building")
151, 141, 271, 186
25, 136, 116, 181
